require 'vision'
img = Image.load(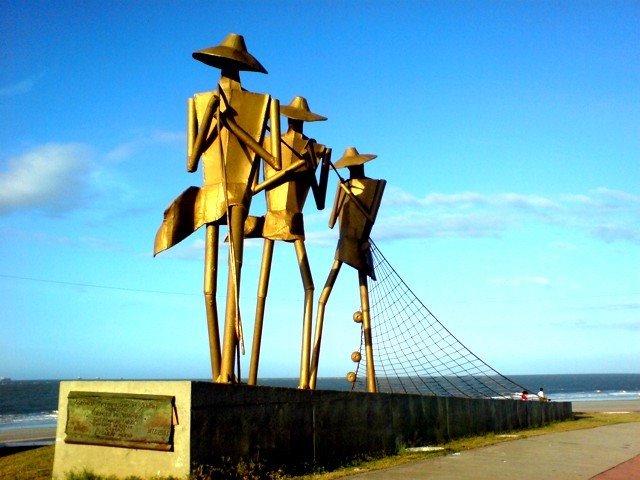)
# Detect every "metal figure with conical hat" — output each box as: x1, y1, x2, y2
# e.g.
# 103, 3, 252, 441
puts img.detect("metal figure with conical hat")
309, 147, 386, 392
154, 33, 282, 383
244, 96, 331, 388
